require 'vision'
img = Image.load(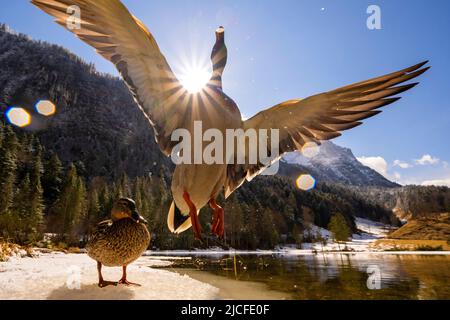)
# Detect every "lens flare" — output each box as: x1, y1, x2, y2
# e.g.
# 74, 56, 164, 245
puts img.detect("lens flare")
6, 107, 31, 128
296, 174, 316, 191
301, 142, 320, 158
35, 100, 56, 116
